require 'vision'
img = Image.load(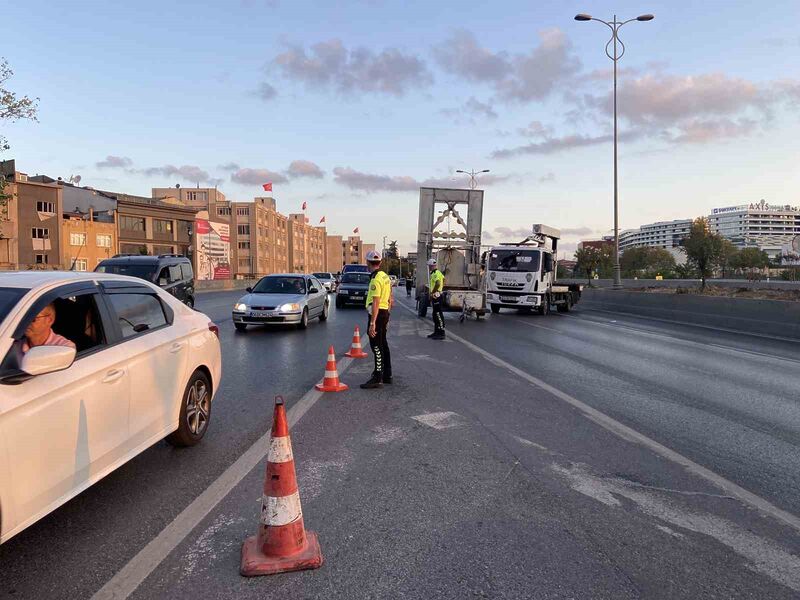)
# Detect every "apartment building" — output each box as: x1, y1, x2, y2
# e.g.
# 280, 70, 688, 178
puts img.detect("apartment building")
152, 186, 227, 211
619, 219, 693, 253
62, 209, 116, 271
343, 235, 363, 265
363, 243, 376, 260
287, 214, 326, 274
230, 197, 288, 278
326, 235, 344, 273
